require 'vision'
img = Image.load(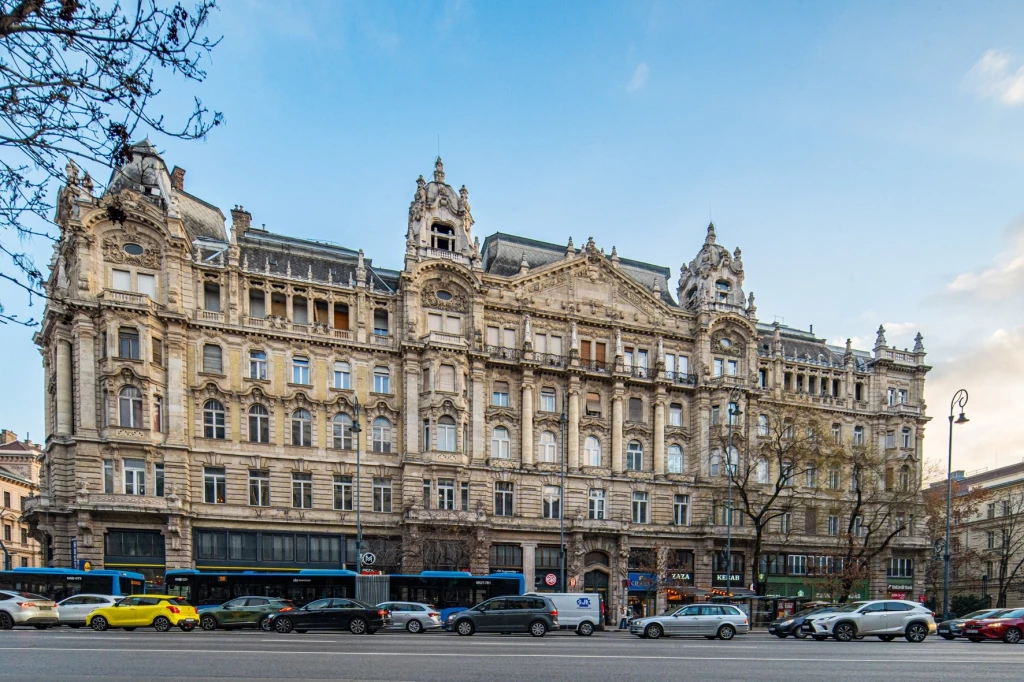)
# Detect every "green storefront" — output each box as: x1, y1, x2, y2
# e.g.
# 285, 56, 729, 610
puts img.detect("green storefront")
764, 576, 869, 602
